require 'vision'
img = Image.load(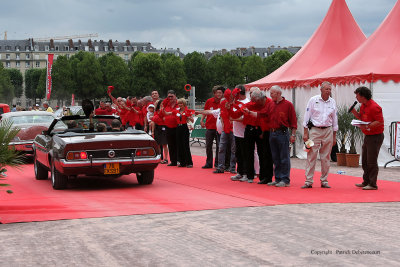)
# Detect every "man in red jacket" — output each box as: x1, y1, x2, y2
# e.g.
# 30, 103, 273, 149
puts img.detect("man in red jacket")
200, 86, 224, 169
351, 86, 384, 190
